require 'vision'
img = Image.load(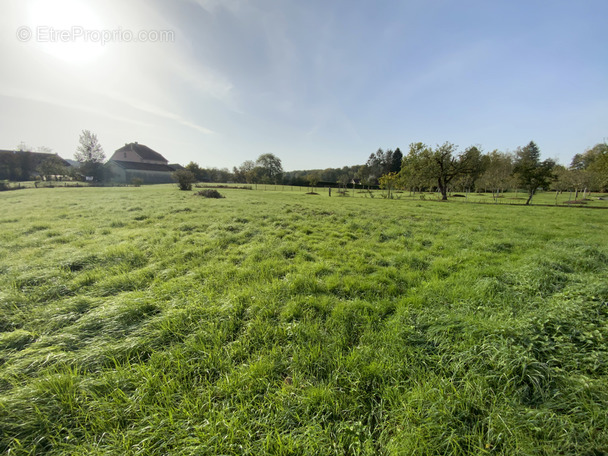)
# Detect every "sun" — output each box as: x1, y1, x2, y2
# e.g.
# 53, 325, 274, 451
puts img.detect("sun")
28, 0, 106, 64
